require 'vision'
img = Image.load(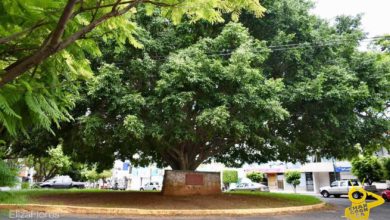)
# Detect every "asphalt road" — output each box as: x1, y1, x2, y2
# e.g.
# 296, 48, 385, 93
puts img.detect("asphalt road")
1, 196, 389, 220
